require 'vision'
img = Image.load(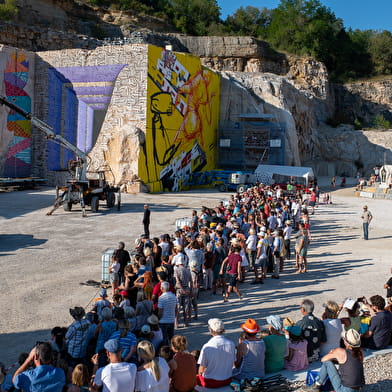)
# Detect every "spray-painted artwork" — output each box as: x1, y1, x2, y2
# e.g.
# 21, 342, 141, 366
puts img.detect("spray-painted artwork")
1, 52, 32, 177
46, 65, 126, 170
140, 46, 220, 192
